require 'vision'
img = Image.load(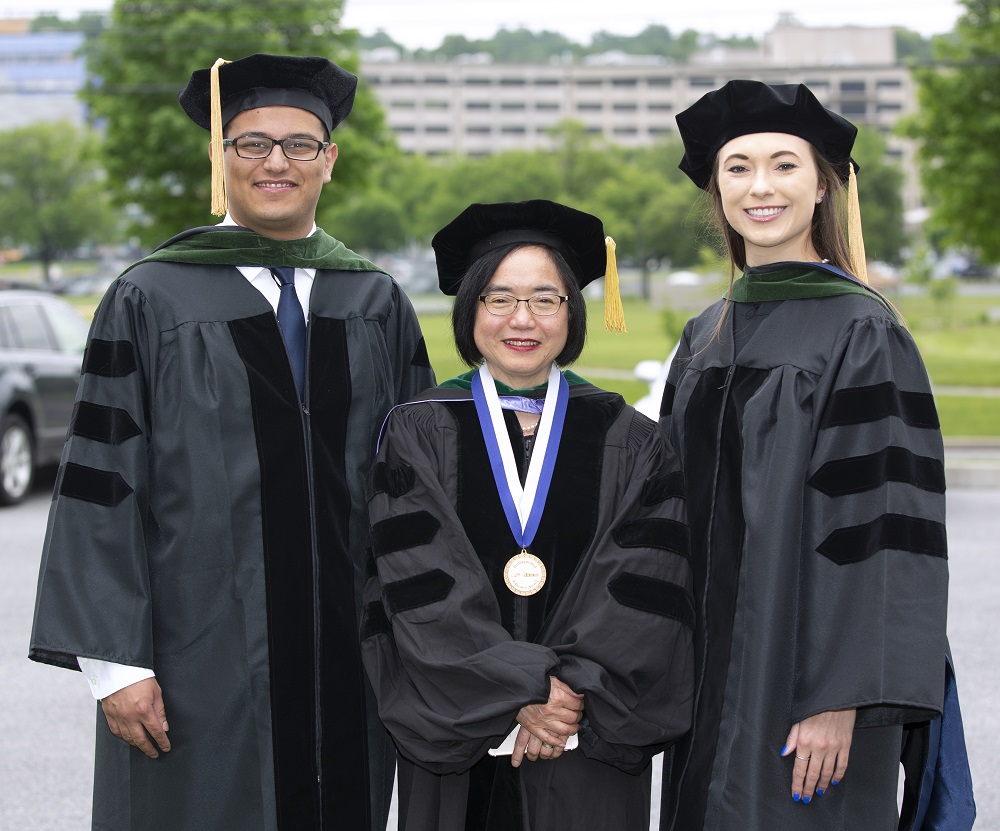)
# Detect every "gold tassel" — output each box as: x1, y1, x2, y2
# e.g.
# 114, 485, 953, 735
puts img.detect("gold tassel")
603, 236, 626, 333
846, 164, 868, 284
210, 58, 231, 217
